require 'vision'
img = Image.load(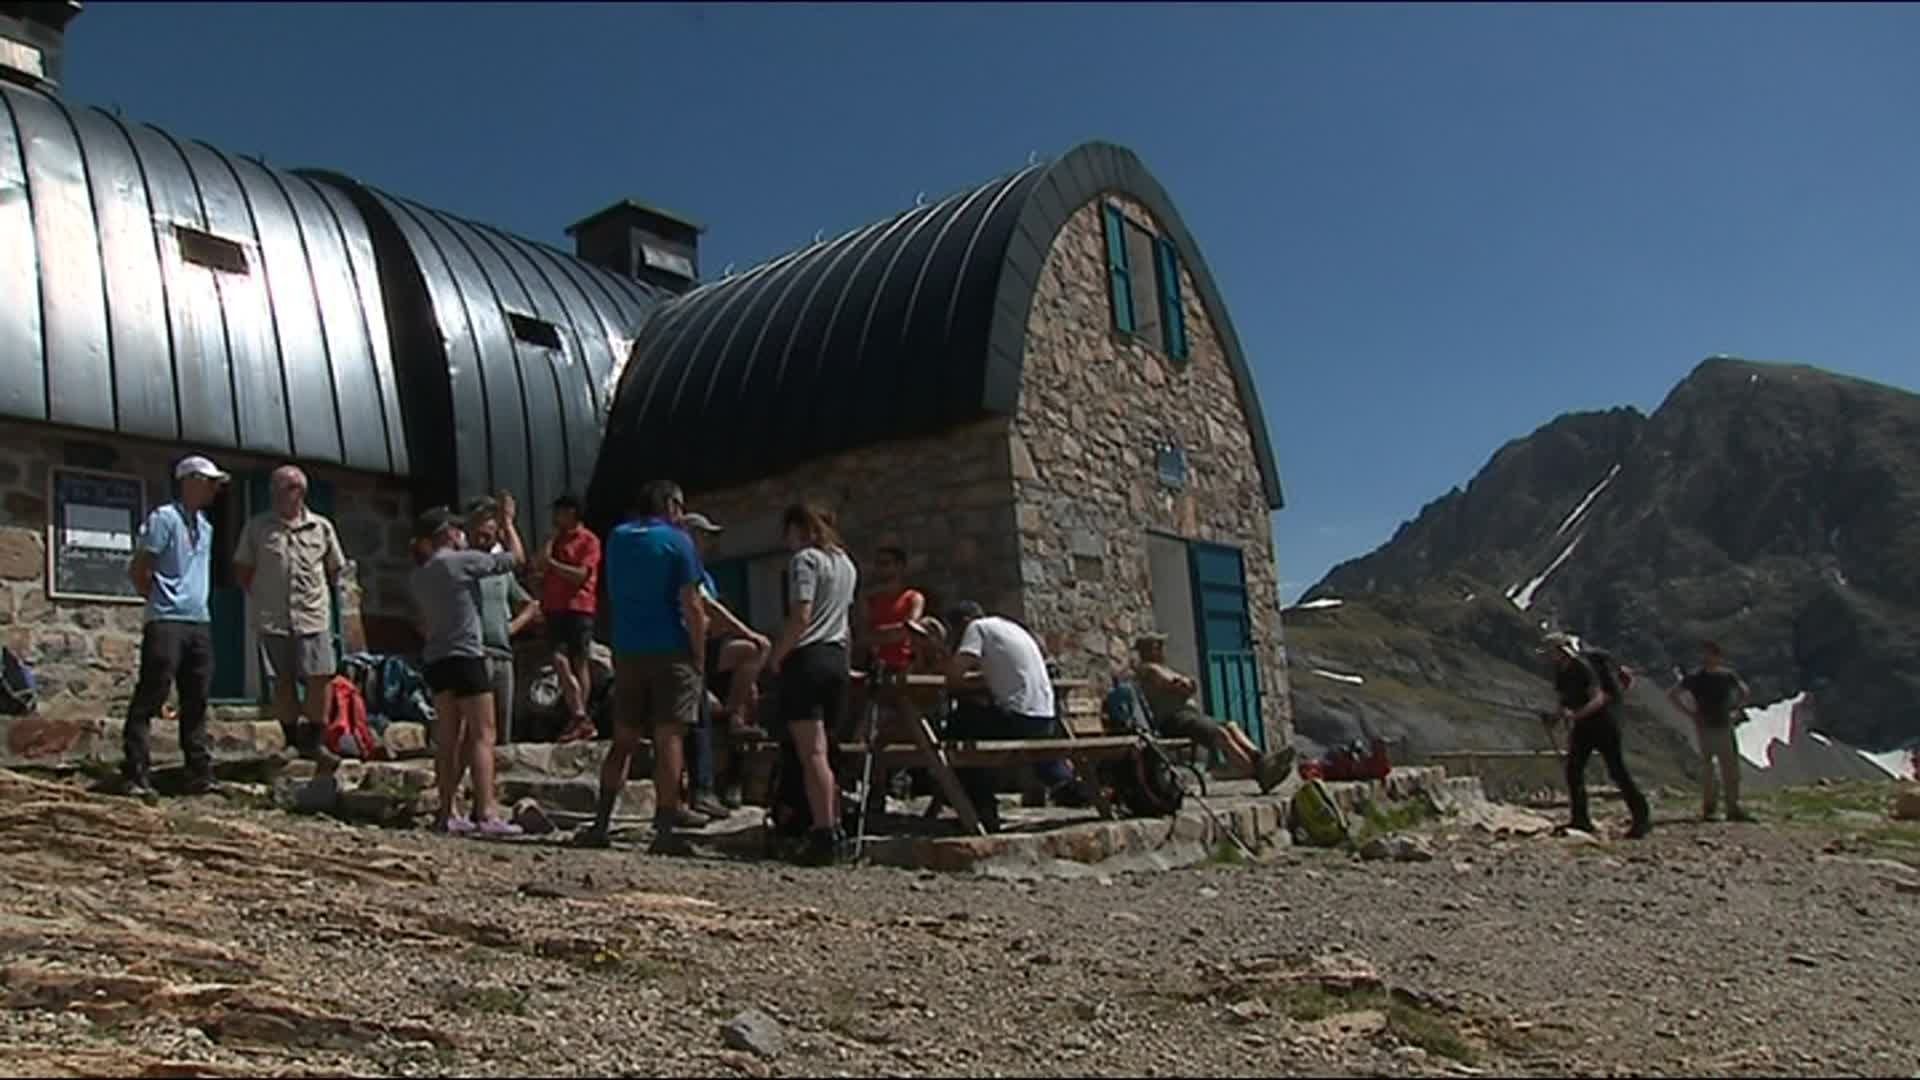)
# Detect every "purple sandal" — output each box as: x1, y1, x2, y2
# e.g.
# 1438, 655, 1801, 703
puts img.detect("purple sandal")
434, 815, 476, 836
473, 816, 524, 839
